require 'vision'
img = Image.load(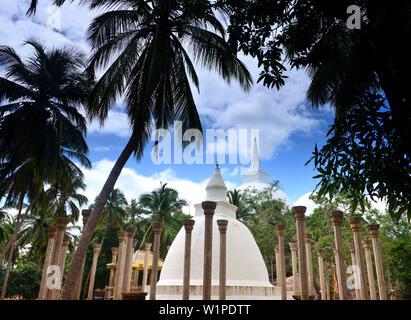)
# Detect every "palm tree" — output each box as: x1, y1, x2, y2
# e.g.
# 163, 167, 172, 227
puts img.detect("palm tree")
81, 188, 128, 298
126, 199, 146, 225
62, 0, 252, 299
94, 188, 128, 246
0, 41, 92, 297
46, 173, 89, 223
139, 183, 188, 258
227, 189, 253, 223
